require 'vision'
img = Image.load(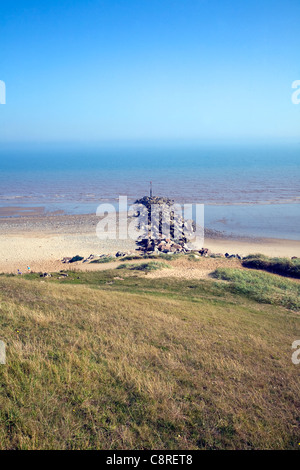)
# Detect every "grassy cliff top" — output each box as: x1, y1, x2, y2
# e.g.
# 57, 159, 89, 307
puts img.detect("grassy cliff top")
0, 265, 299, 450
